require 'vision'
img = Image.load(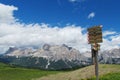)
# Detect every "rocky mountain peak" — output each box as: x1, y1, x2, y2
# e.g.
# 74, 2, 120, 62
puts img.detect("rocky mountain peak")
4, 44, 87, 61
42, 44, 51, 51
5, 47, 18, 54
